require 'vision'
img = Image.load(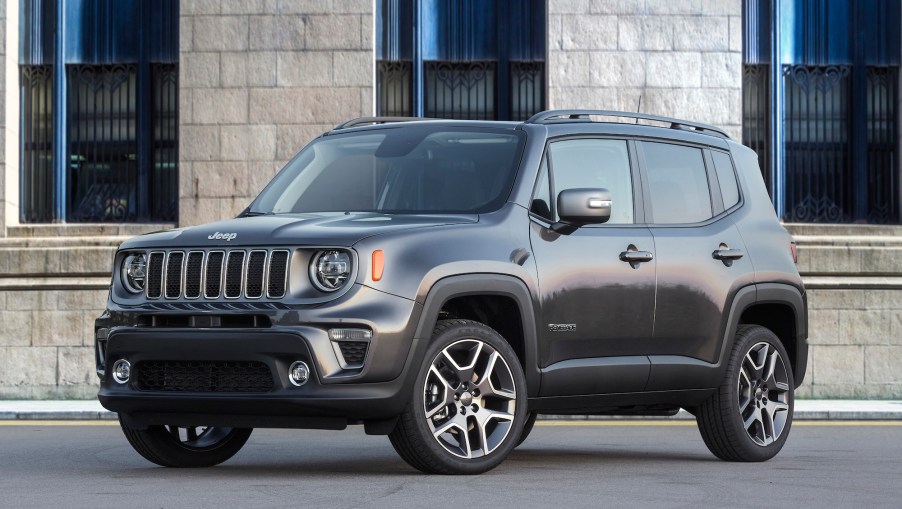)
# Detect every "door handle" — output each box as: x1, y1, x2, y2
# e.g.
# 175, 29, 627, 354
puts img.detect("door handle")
620, 251, 654, 263
620, 245, 654, 269
713, 244, 744, 266
712, 248, 744, 260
